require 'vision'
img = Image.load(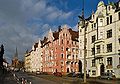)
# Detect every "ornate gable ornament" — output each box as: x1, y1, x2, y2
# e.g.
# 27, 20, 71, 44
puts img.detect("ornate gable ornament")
48, 29, 54, 42
97, 1, 104, 7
